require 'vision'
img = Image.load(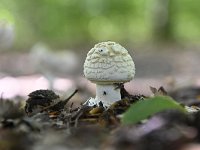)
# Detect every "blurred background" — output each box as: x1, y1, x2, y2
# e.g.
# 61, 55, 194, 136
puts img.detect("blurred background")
0, 0, 200, 99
